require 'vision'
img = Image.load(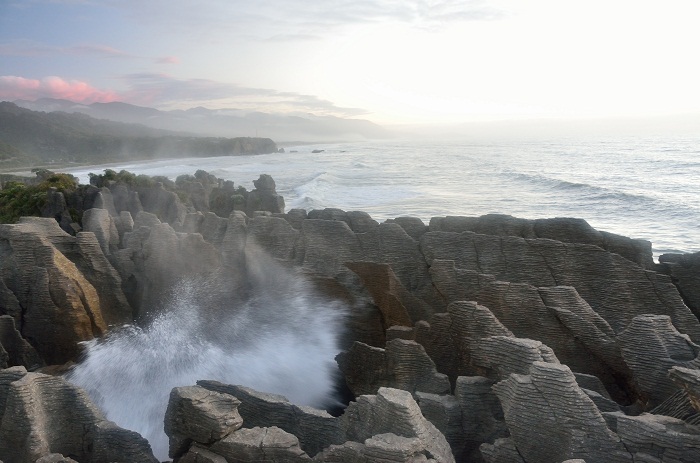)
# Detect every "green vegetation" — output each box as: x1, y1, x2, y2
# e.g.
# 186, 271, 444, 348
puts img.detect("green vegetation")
88, 169, 165, 189
0, 140, 25, 161
0, 172, 79, 223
